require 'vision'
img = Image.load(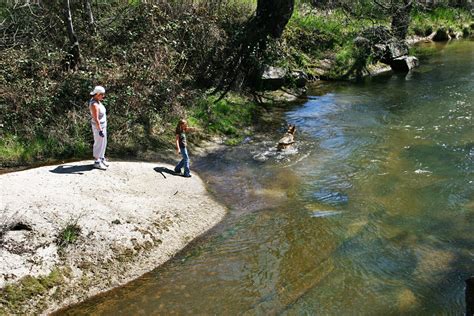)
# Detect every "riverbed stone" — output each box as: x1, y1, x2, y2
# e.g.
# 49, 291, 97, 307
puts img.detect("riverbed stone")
414, 248, 455, 283
398, 288, 419, 312
390, 56, 419, 72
